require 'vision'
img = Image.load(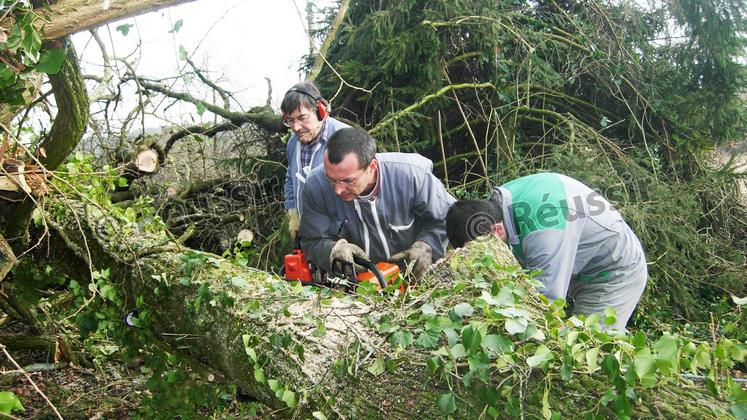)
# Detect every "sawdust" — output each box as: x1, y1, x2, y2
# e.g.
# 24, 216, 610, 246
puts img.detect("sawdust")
270, 296, 384, 384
